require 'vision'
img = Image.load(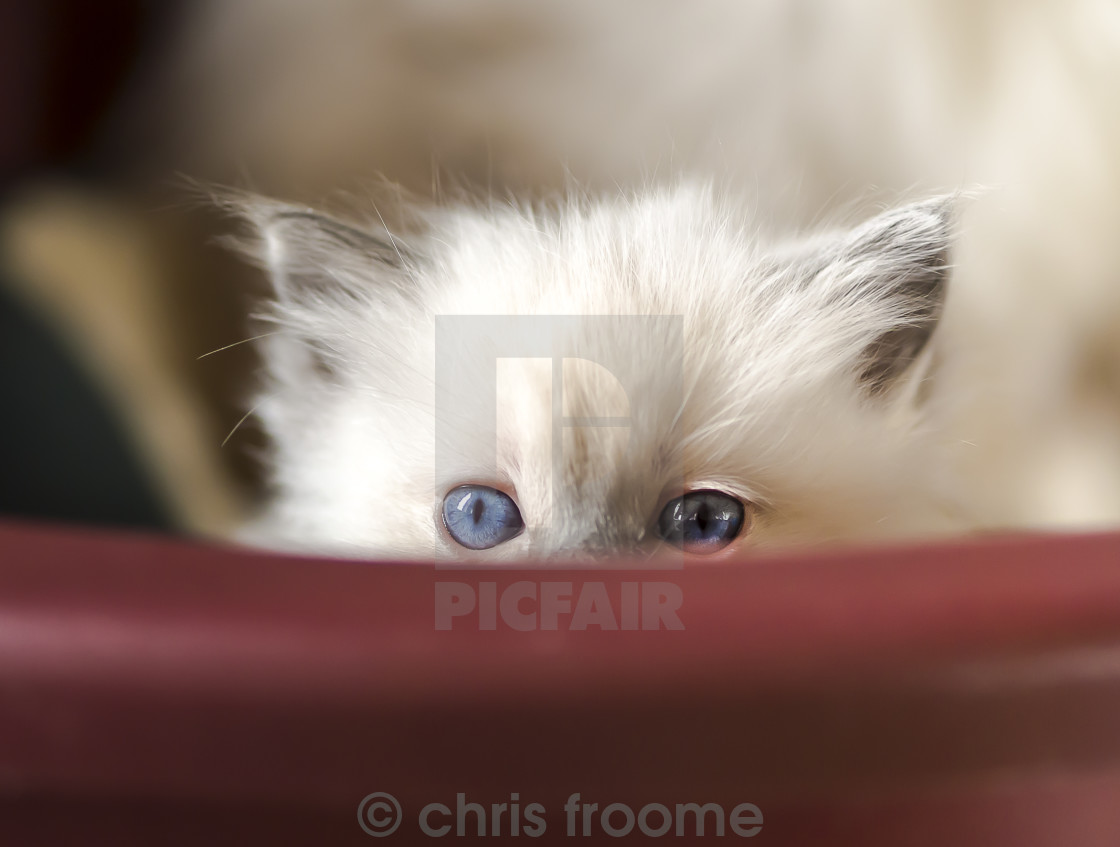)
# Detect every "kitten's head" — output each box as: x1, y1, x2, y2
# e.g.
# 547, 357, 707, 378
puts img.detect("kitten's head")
233, 185, 968, 560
